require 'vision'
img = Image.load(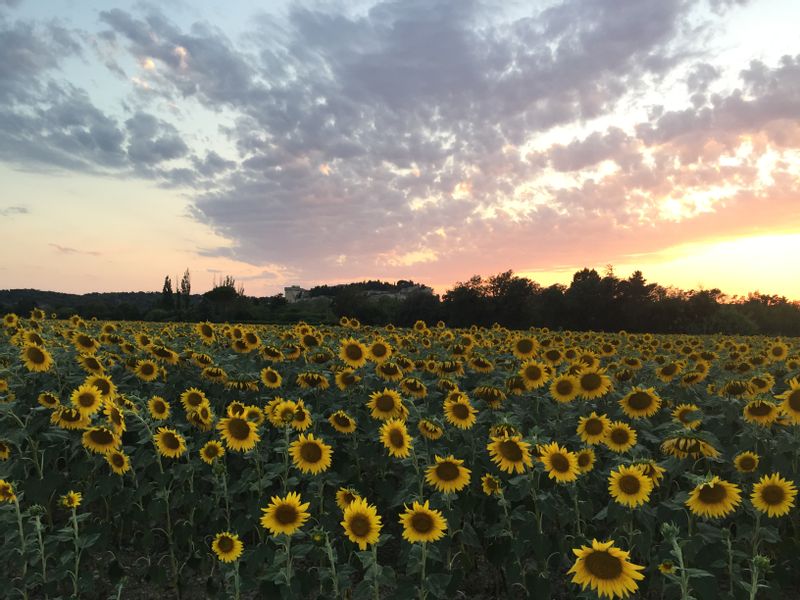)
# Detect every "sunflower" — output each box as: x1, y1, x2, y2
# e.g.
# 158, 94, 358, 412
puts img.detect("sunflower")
481, 474, 503, 496
260, 492, 311, 536
73, 333, 100, 355
367, 388, 404, 420
550, 375, 580, 403
289, 403, 313, 431
775, 378, 800, 424
3, 313, 19, 328
743, 400, 779, 426
341, 498, 382, 550
487, 435, 533, 474
519, 360, 550, 390
336, 487, 362, 510
469, 354, 494, 373
148, 396, 170, 420
608, 465, 653, 508
539, 442, 580, 483
290, 433, 333, 474
244, 405, 265, 425
577, 369, 613, 400
751, 473, 797, 517
766, 341, 789, 362
218, 416, 260, 452
418, 419, 444, 441
399, 500, 448, 543
196, 322, 216, 344
380, 419, 412, 458
734, 451, 760, 473
576, 448, 596, 474
634, 460, 666, 487
201, 366, 228, 383
604, 422, 637, 453
0, 441, 11, 461
134, 359, 160, 382
209, 531, 244, 563
328, 410, 357, 434
60, 491, 82, 509
473, 385, 506, 409
577, 412, 612, 445
103, 401, 126, 435
21, 343, 54, 372
85, 374, 116, 401
200, 440, 225, 464
400, 377, 427, 399
37, 391, 60, 409
0, 479, 16, 503
443, 394, 477, 429
672, 403, 701, 430
686, 476, 742, 518
77, 354, 105, 375
658, 560, 676, 574
154, 427, 187, 459
106, 450, 131, 475
661, 435, 720, 459
375, 361, 404, 382
512, 336, 539, 360
339, 338, 368, 369
425, 455, 471, 493
70, 383, 103, 416
619, 387, 661, 419
335, 368, 361, 391
51, 407, 90, 430
180, 388, 209, 413
296, 371, 330, 390
267, 398, 298, 428
655, 362, 683, 383
568, 539, 644, 599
